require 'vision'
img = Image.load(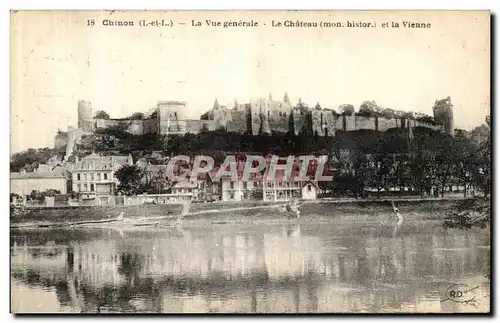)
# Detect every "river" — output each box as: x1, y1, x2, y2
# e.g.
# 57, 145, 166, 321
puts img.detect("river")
10, 212, 490, 314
